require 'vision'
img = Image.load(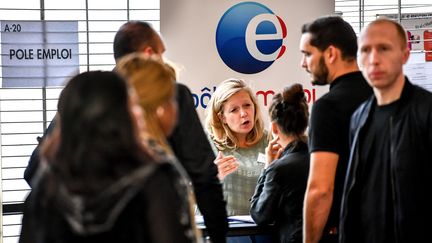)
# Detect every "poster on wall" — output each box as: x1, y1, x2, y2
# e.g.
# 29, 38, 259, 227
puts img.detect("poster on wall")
0, 20, 79, 88
379, 13, 432, 92
160, 0, 334, 123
